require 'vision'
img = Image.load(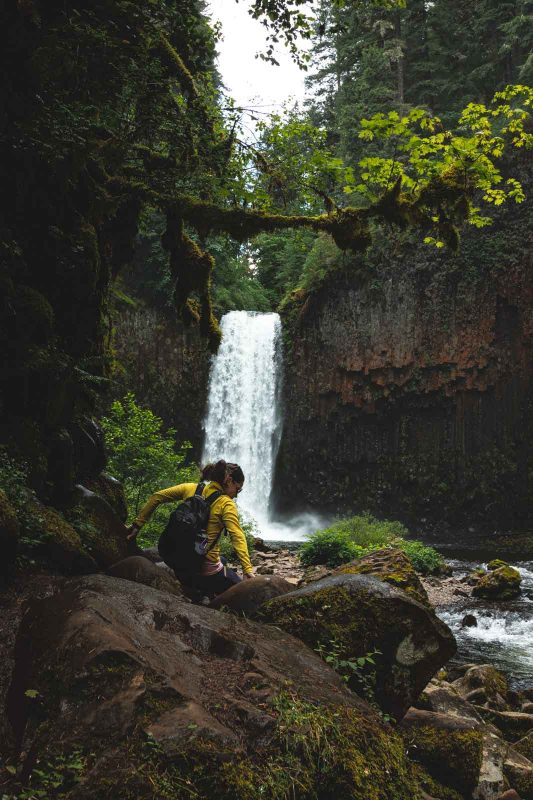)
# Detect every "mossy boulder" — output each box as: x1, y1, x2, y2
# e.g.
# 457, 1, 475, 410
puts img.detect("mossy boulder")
504, 747, 533, 800
37, 505, 97, 574
69, 485, 129, 567
399, 708, 484, 795
5, 574, 426, 800
334, 548, 430, 607
452, 664, 508, 705
258, 573, 456, 720
487, 559, 509, 571
0, 488, 20, 574
84, 472, 128, 523
472, 566, 522, 600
